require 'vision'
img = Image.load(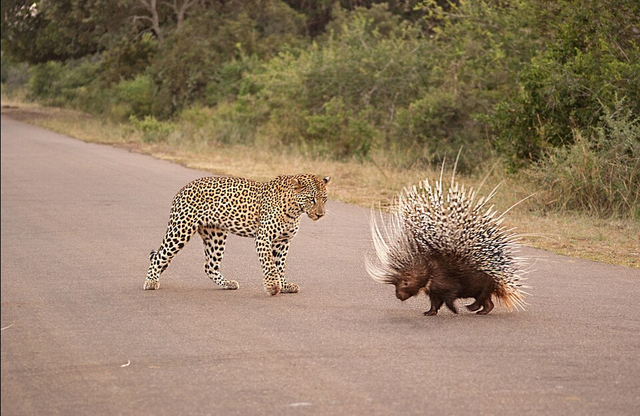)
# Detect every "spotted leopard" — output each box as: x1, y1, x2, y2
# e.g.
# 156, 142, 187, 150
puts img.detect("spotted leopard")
144, 174, 330, 295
